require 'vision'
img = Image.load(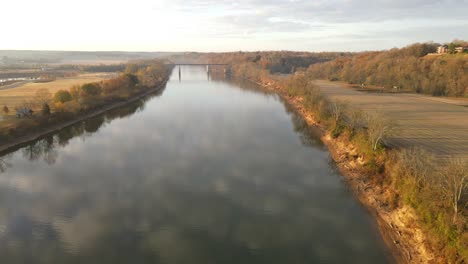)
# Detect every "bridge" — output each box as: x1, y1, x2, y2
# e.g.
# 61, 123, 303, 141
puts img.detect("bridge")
166, 63, 230, 66
168, 63, 232, 77
168, 63, 232, 81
